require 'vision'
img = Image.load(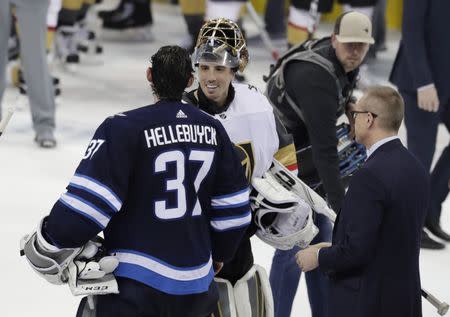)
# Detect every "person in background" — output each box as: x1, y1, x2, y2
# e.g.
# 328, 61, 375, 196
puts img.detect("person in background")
265, 11, 373, 317
297, 86, 429, 317
0, 0, 57, 147
390, 0, 450, 250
